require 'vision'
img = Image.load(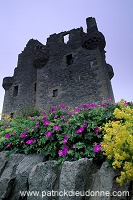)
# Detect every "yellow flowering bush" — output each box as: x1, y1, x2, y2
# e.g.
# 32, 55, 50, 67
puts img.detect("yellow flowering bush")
102, 100, 133, 186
